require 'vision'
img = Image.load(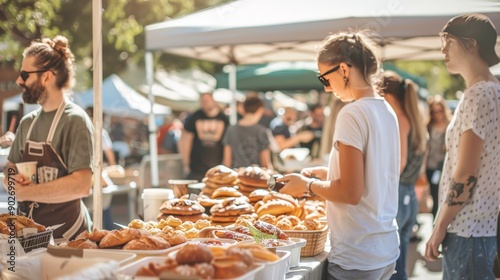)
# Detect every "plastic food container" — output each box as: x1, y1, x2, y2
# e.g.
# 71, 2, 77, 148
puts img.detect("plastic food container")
289, 238, 307, 267
254, 250, 291, 280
